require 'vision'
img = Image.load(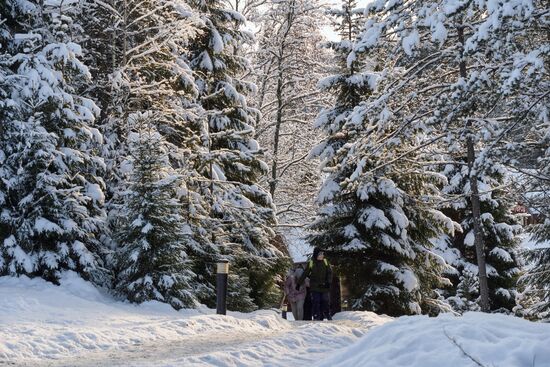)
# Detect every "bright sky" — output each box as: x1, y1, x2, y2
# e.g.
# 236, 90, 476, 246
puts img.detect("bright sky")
237, 0, 370, 42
